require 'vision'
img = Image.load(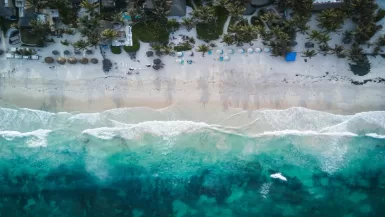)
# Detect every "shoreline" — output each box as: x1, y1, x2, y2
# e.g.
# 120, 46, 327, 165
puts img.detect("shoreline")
1, 73, 384, 115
